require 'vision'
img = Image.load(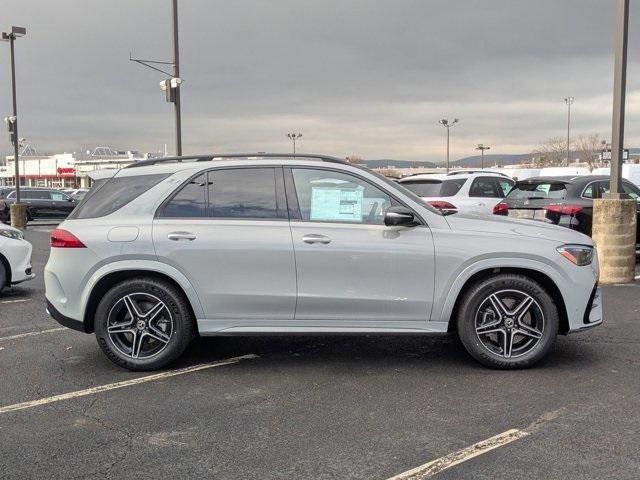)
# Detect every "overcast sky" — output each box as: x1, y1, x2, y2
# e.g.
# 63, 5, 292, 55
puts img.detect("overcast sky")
2, 0, 639, 161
